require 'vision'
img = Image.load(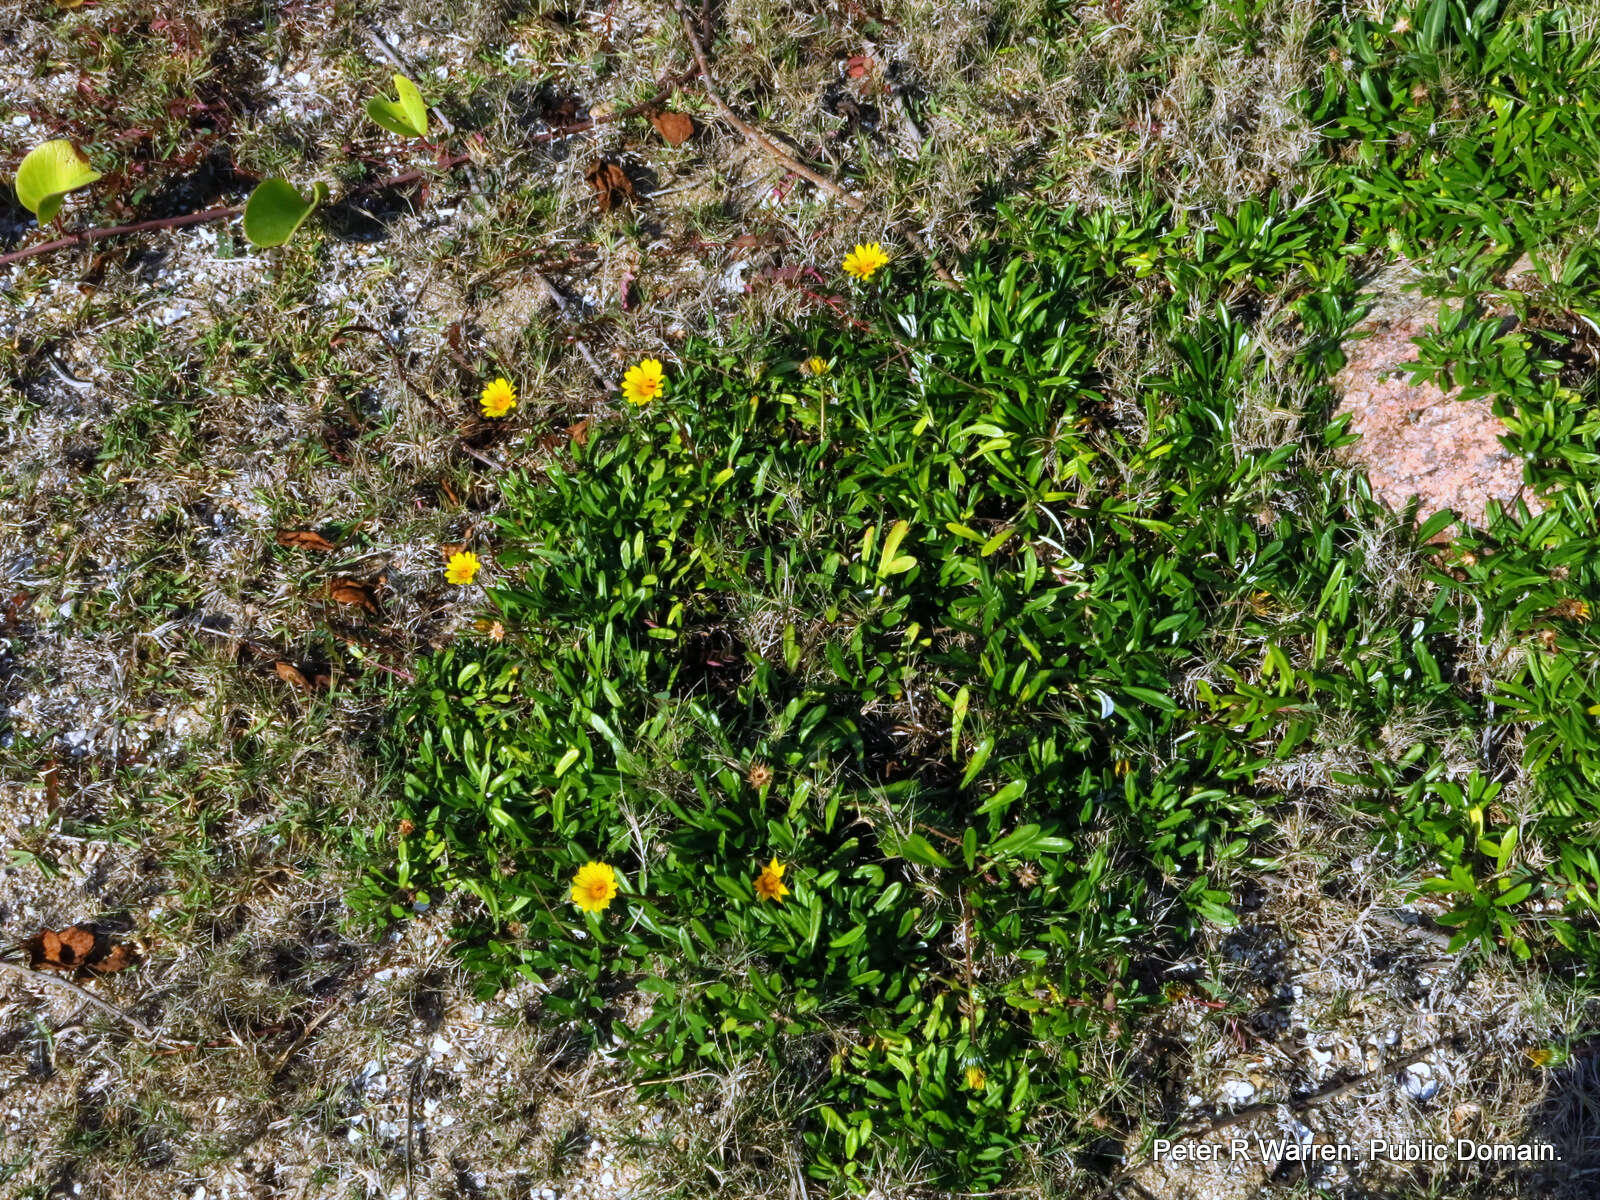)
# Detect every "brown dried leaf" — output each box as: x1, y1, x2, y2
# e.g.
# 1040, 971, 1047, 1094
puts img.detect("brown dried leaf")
276, 528, 338, 553
90, 942, 135, 973
649, 109, 695, 147
328, 577, 379, 613
585, 159, 635, 214
23, 924, 136, 973
274, 660, 310, 691
42, 758, 59, 814
567, 419, 591, 446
